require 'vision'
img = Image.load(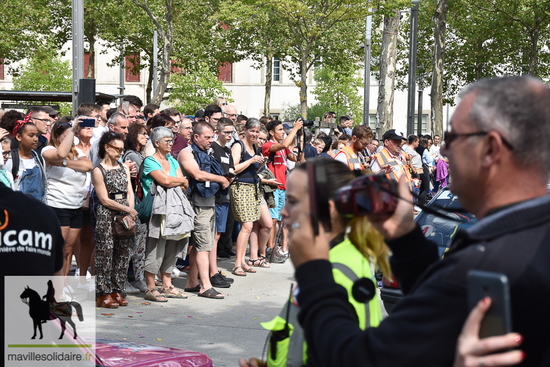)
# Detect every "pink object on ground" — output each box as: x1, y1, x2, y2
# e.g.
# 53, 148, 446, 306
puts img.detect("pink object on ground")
93, 338, 213, 367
